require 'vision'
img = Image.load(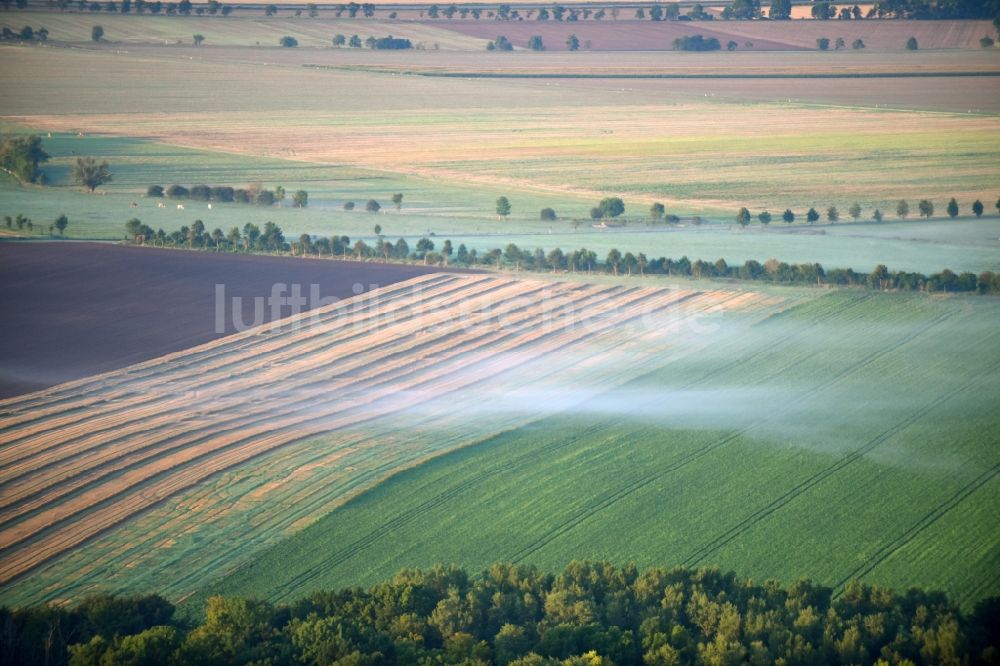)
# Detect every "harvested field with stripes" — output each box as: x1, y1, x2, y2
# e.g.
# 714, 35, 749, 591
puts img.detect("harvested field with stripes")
0, 272, 784, 605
